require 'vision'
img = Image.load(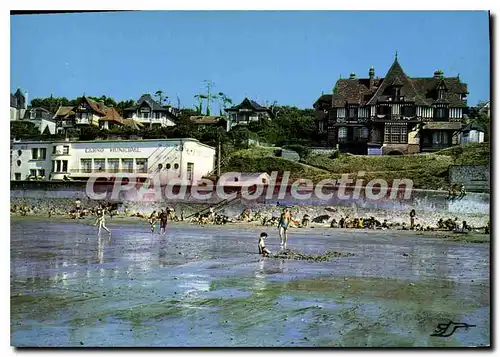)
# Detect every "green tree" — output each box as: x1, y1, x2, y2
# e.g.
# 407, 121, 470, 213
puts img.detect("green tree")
10, 121, 40, 139
155, 90, 169, 106
30, 95, 71, 113
115, 100, 135, 116
468, 100, 490, 141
